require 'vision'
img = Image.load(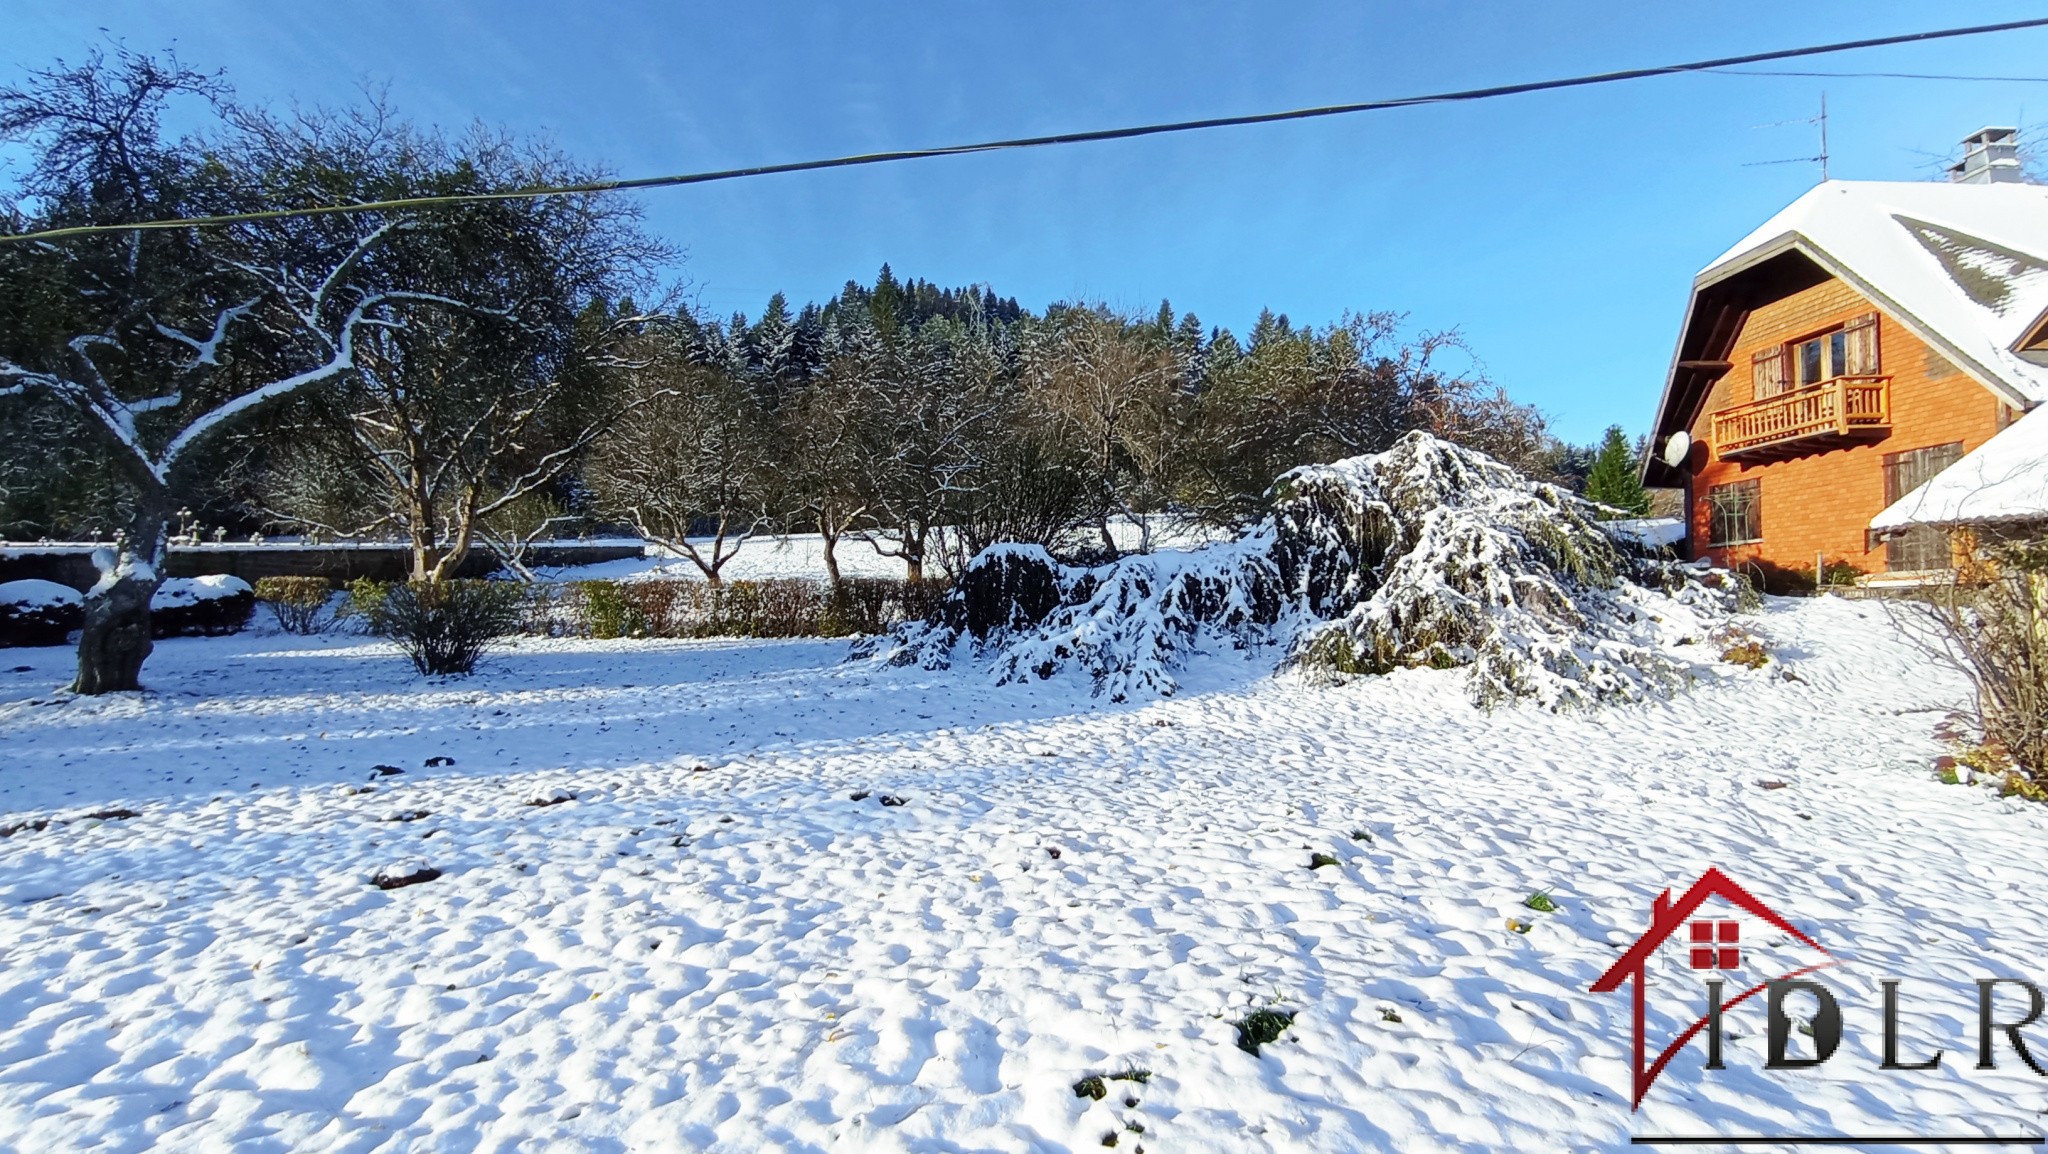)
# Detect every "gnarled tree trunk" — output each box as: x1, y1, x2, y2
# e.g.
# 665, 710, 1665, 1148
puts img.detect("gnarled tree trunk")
72, 473, 170, 696
74, 566, 159, 695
